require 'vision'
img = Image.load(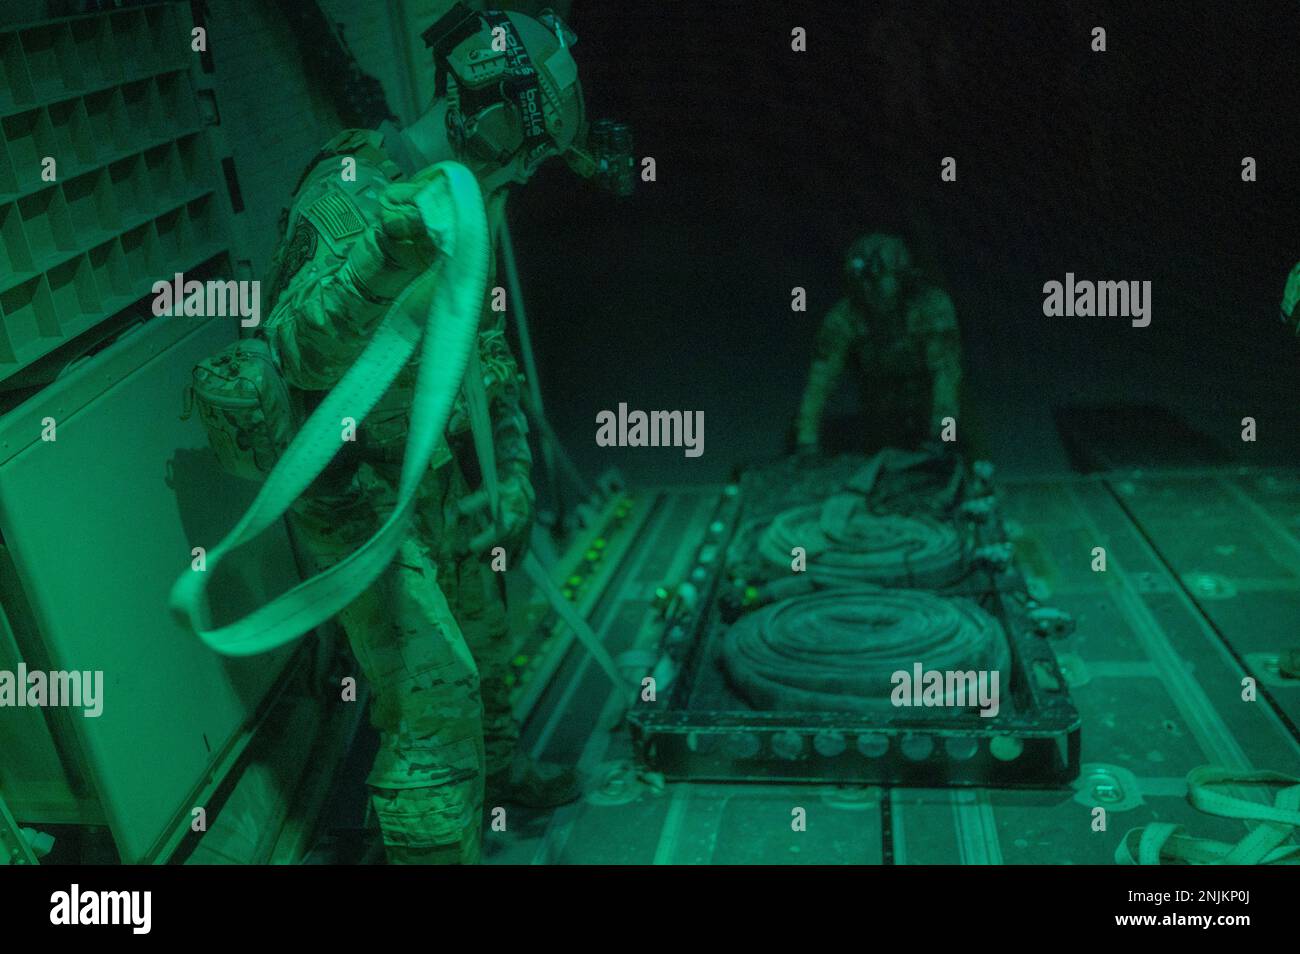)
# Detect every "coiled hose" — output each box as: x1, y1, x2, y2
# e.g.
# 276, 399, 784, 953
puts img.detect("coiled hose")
720, 587, 1010, 713
758, 491, 966, 589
